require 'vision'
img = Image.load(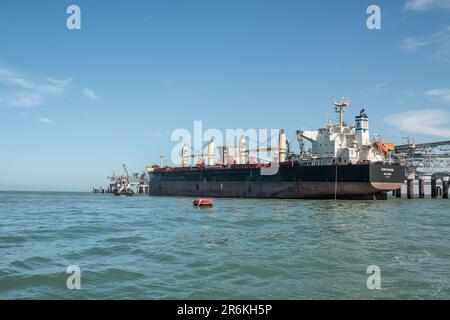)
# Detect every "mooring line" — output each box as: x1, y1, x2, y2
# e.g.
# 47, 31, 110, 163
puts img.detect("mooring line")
334, 160, 338, 200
